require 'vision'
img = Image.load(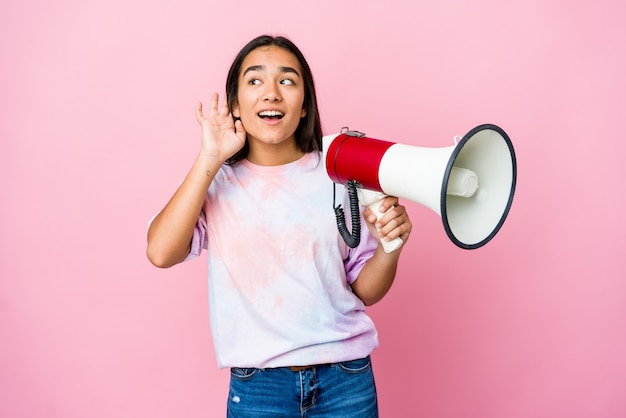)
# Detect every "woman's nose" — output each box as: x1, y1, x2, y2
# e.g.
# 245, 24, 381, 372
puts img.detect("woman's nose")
262, 83, 281, 102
